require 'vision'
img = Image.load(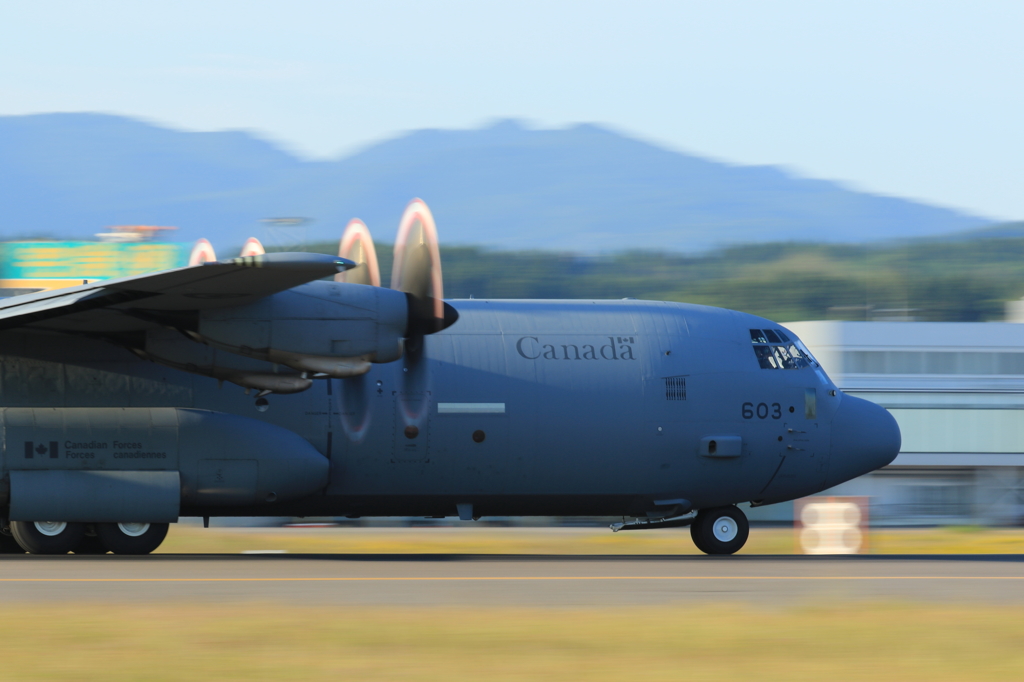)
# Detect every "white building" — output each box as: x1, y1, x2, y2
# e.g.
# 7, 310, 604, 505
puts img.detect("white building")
785, 321, 1024, 525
